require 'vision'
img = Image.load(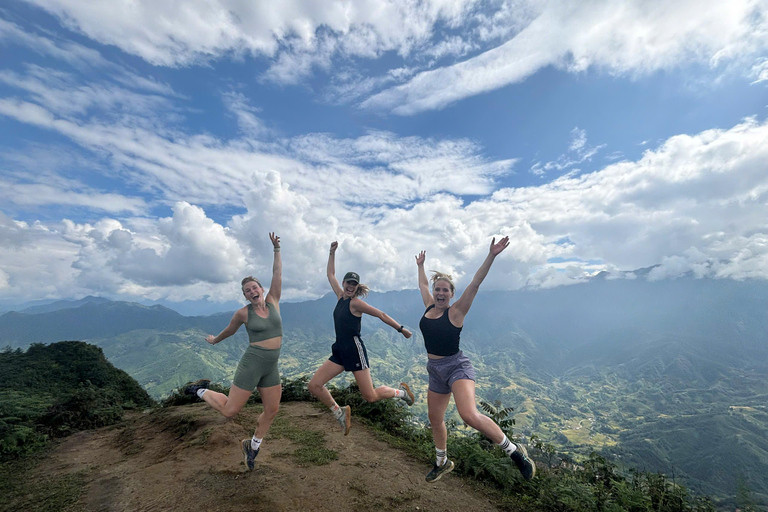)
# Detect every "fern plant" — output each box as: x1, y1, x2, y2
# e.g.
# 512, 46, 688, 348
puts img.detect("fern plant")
478, 399, 516, 439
